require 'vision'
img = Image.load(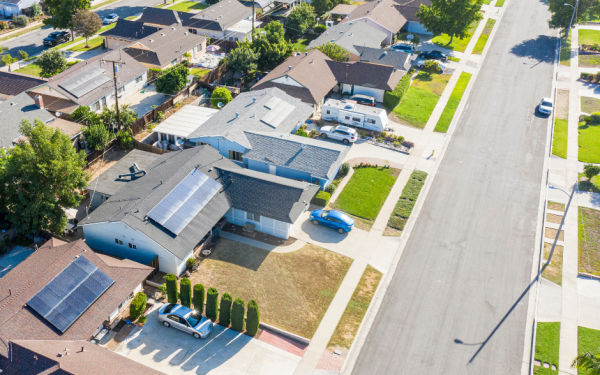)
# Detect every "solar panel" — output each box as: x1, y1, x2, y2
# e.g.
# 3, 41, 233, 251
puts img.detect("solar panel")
27, 256, 114, 333
261, 100, 295, 128
264, 96, 282, 109
58, 66, 111, 98
147, 169, 222, 235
